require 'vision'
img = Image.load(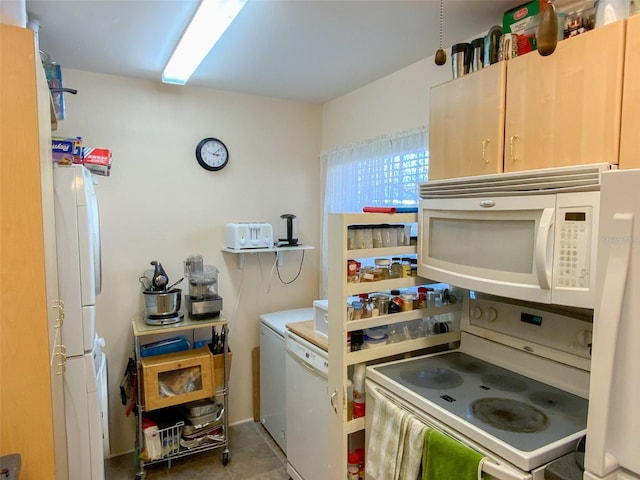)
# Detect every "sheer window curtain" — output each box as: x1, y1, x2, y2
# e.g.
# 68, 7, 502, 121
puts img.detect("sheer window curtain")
319, 127, 428, 298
